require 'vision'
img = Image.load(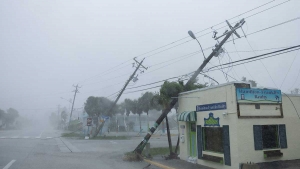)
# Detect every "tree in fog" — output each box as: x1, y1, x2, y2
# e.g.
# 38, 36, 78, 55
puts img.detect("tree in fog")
122, 99, 144, 133
0, 109, 6, 127
61, 111, 68, 123
6, 108, 19, 126
139, 92, 157, 131
84, 96, 118, 137
242, 76, 257, 87
291, 88, 299, 94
